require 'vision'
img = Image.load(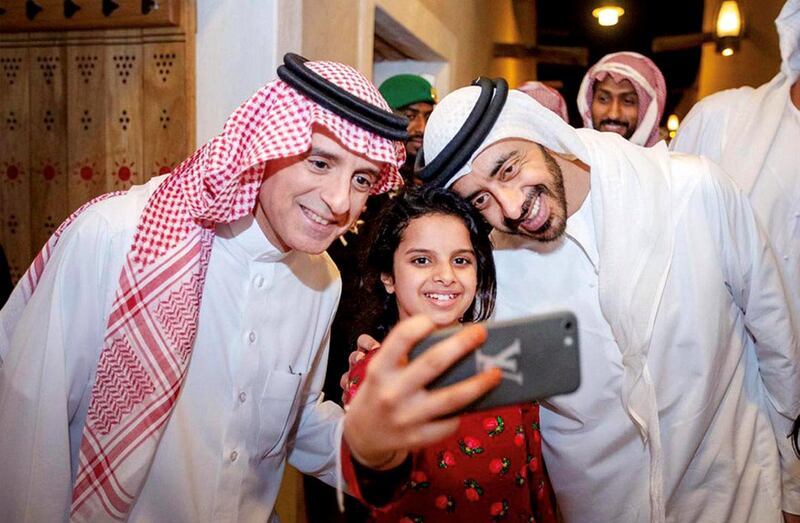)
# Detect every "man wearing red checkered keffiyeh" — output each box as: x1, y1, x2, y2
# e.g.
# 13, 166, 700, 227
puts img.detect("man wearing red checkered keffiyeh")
577, 51, 667, 147
0, 58, 500, 523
